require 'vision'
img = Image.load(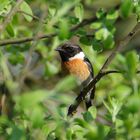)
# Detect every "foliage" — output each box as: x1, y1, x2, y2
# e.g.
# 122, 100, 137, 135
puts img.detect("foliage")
0, 0, 140, 140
